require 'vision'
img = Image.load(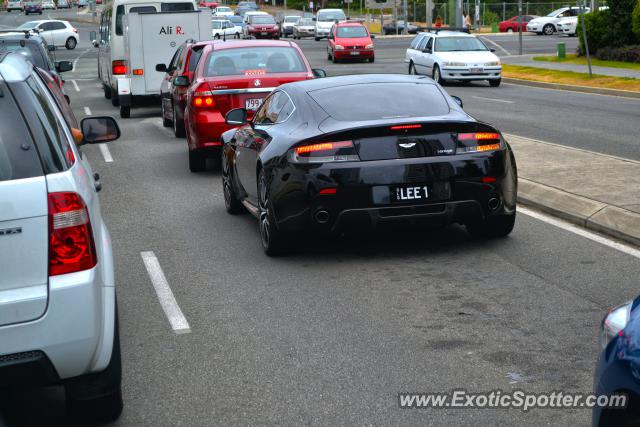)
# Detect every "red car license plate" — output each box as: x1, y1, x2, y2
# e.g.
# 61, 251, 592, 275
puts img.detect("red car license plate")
245, 98, 263, 111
